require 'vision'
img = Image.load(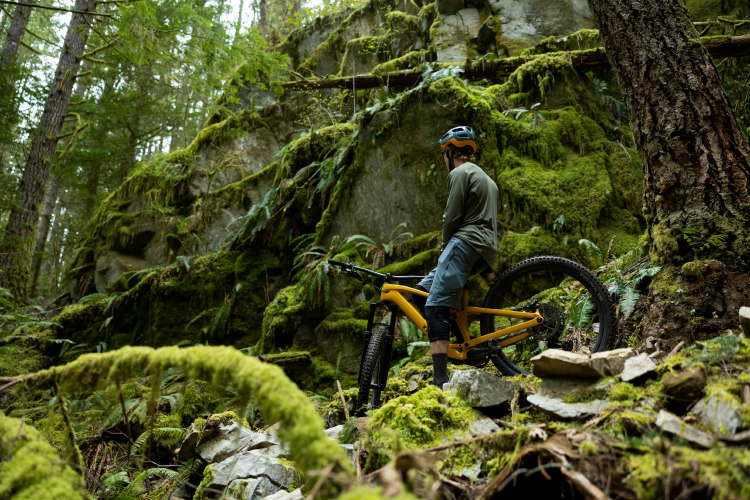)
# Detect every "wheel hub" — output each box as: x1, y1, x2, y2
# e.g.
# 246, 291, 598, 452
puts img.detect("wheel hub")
534, 302, 565, 341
